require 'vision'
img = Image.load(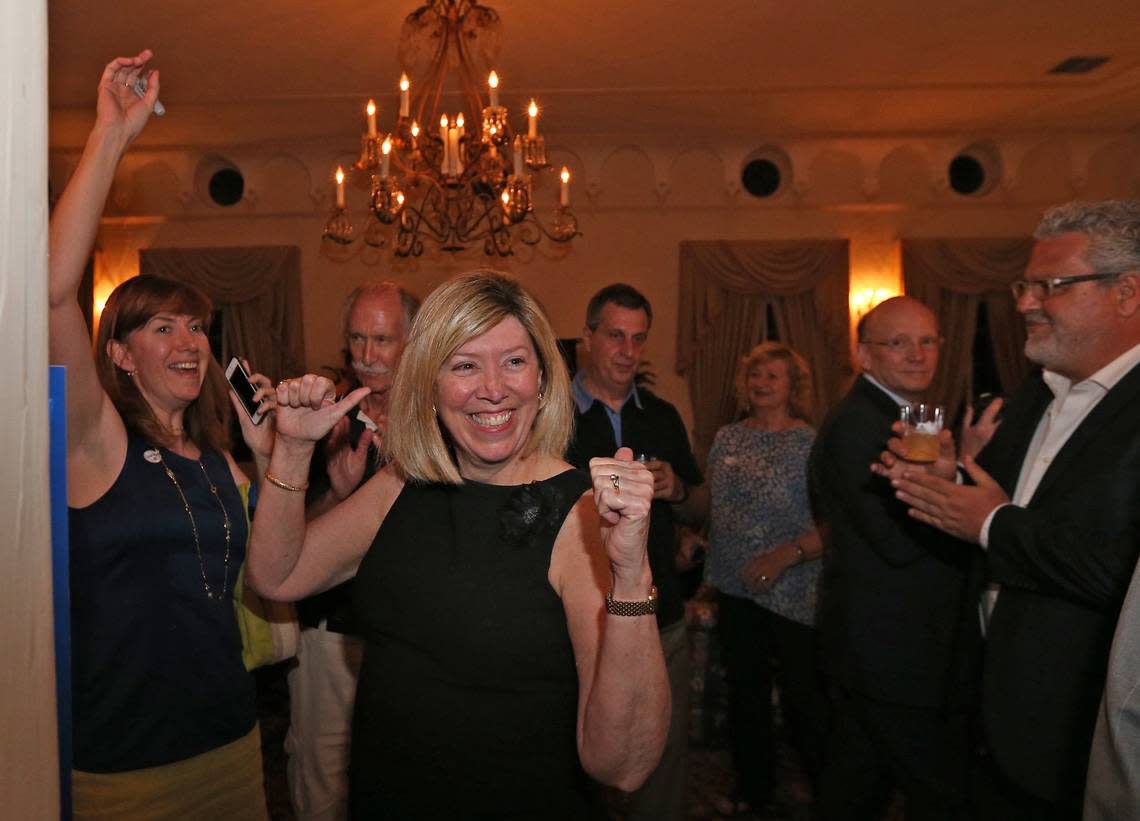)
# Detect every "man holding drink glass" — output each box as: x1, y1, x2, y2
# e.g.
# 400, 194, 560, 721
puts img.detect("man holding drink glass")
810, 296, 973, 820
882, 202, 1140, 820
